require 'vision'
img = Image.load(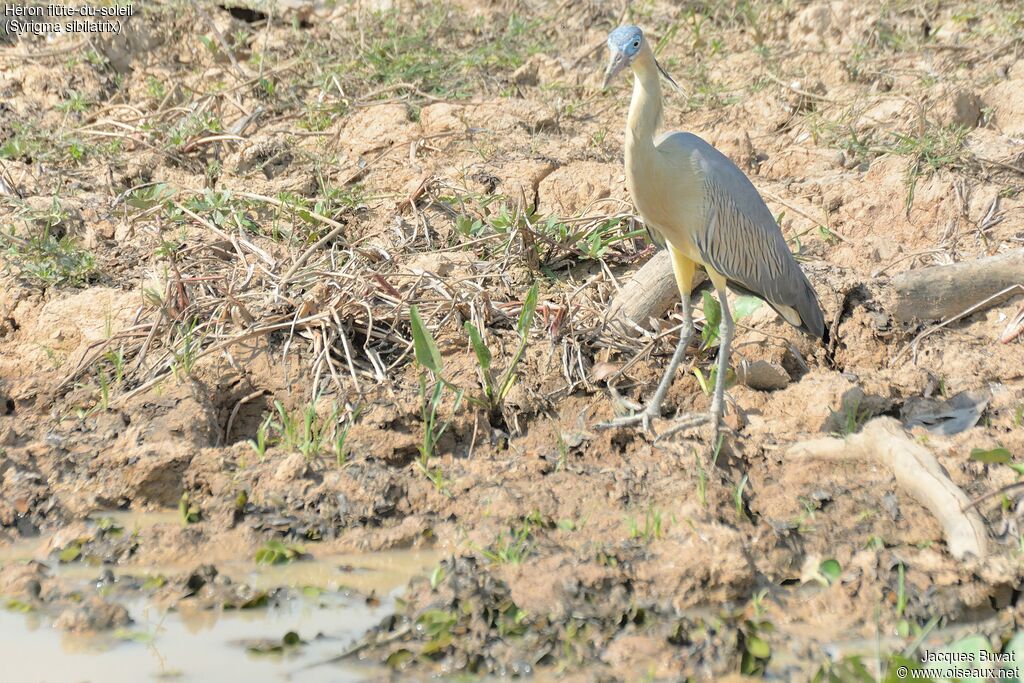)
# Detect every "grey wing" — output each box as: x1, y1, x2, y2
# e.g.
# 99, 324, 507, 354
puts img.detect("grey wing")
687, 141, 826, 339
